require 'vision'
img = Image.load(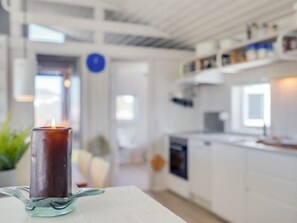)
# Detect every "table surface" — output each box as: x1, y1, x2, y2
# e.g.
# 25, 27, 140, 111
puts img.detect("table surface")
0, 186, 186, 223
